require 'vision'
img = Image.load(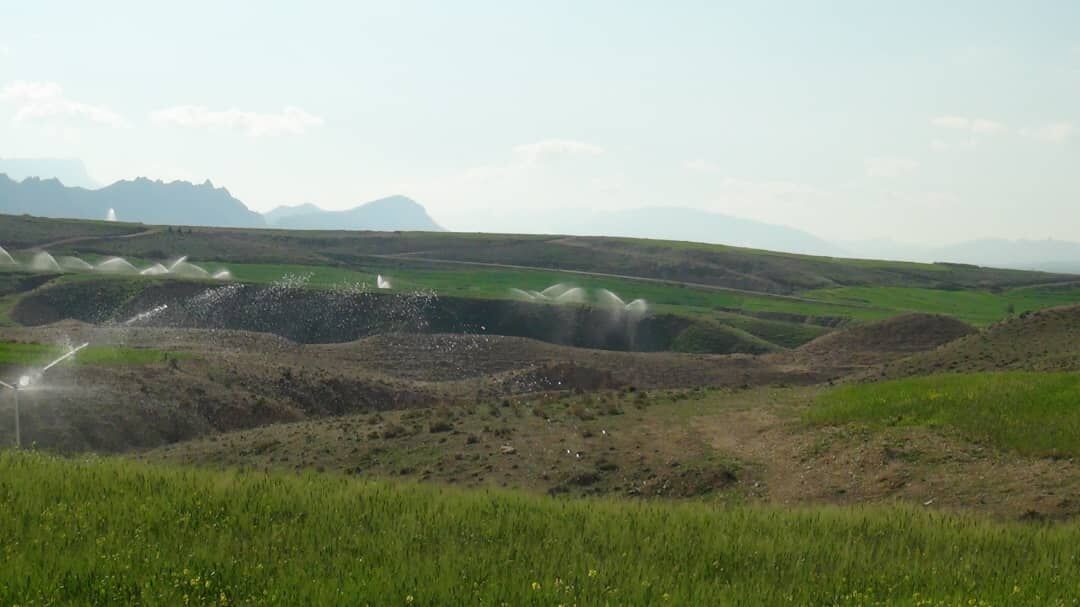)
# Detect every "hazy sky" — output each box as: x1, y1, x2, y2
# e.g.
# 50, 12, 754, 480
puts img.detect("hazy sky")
1, 1, 1078, 243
